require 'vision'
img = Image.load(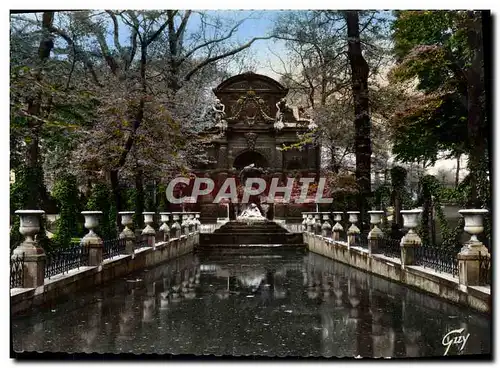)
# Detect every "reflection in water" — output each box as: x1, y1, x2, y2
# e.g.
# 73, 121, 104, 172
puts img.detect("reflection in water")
12, 251, 491, 357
